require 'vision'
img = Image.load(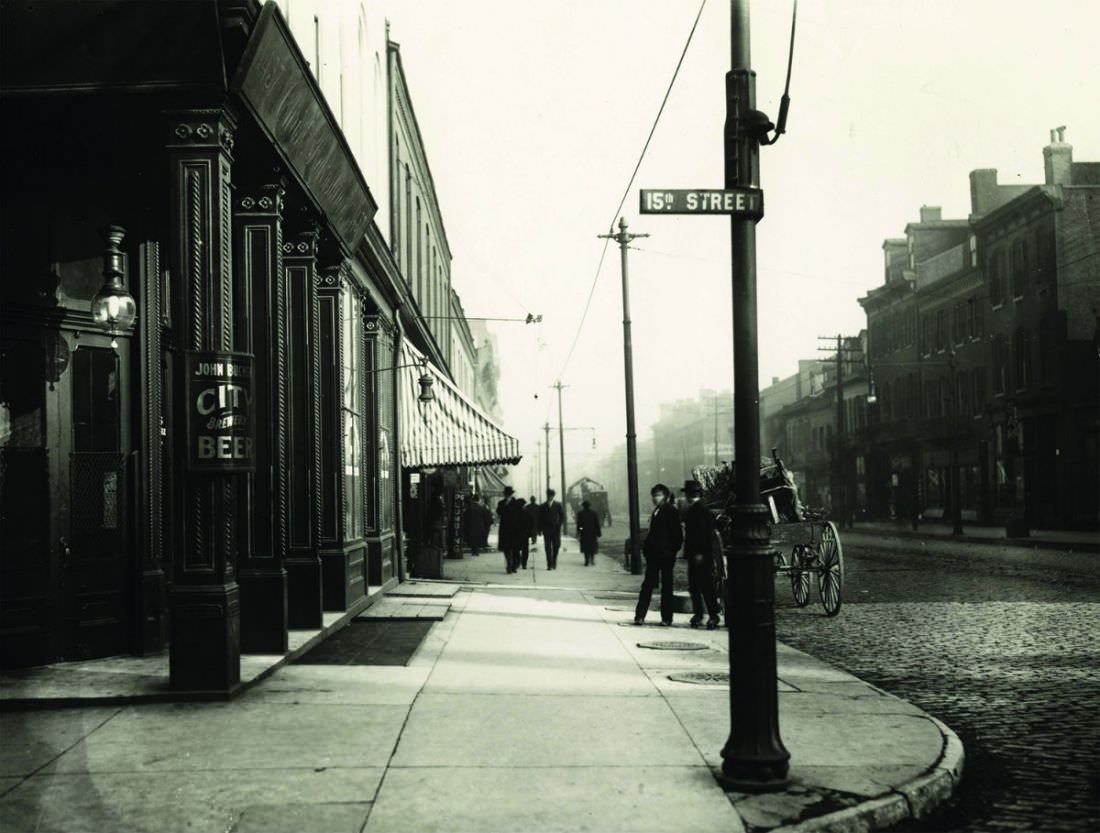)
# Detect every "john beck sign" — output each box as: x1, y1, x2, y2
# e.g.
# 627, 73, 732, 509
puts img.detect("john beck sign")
185, 351, 255, 472
639, 188, 763, 217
